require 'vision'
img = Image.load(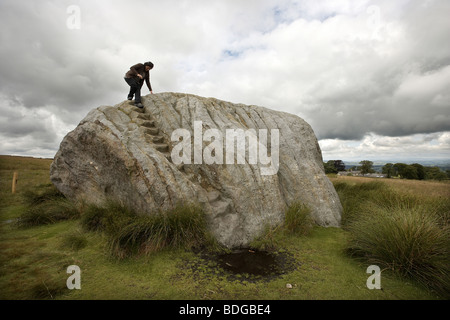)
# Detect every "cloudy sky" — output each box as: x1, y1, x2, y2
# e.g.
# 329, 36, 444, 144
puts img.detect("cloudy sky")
1, 0, 449, 162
